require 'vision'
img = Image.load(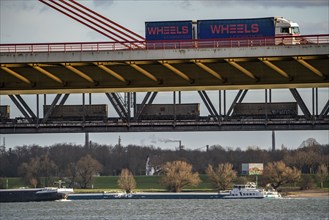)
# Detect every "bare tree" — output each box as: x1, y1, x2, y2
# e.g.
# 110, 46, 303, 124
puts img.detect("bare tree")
76, 154, 102, 189
161, 160, 201, 192
263, 161, 301, 189
117, 168, 136, 193
316, 164, 328, 188
19, 155, 57, 187
206, 163, 237, 191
